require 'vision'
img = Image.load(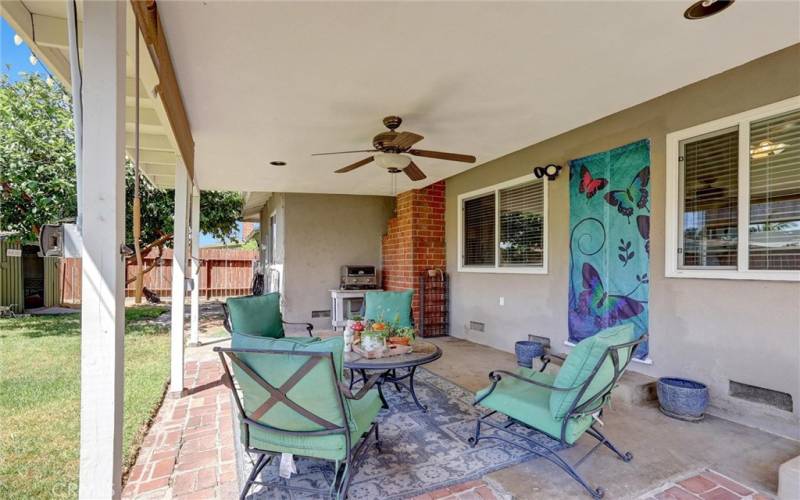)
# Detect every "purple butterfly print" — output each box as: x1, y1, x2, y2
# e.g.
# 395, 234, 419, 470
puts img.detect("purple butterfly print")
637, 215, 650, 255
603, 167, 650, 221
577, 263, 644, 327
